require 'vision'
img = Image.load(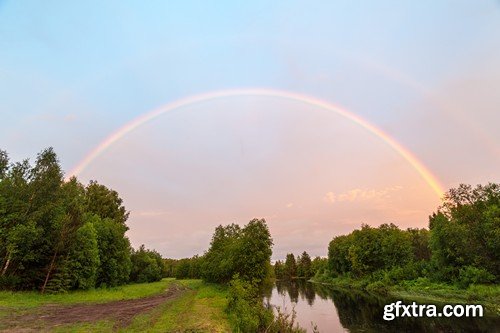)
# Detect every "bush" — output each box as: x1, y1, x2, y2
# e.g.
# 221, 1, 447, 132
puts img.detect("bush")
457, 266, 495, 288
267, 306, 306, 333
383, 262, 420, 284
0, 275, 22, 290
226, 276, 272, 333
365, 280, 389, 295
